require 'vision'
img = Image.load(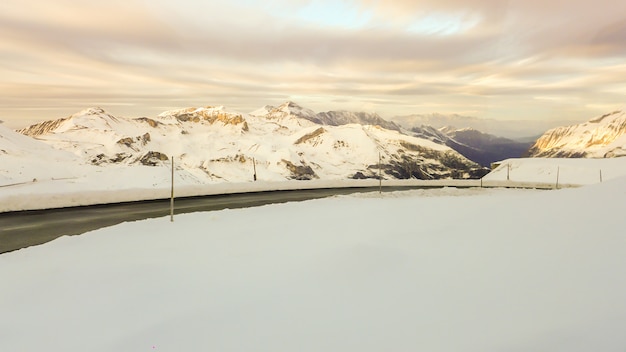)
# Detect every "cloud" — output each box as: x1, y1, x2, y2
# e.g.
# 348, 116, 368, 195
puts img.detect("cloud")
0, 0, 625, 128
